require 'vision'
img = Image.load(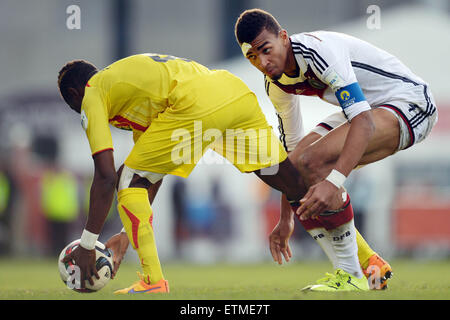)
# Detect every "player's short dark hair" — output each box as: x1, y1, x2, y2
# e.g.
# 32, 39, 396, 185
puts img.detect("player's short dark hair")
57, 60, 97, 105
235, 8, 282, 45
